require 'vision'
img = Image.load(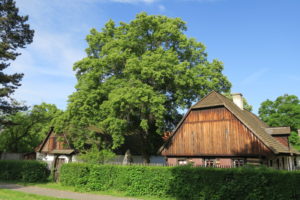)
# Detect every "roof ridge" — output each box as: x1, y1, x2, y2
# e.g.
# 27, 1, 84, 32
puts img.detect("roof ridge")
215, 91, 225, 103
191, 90, 216, 107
